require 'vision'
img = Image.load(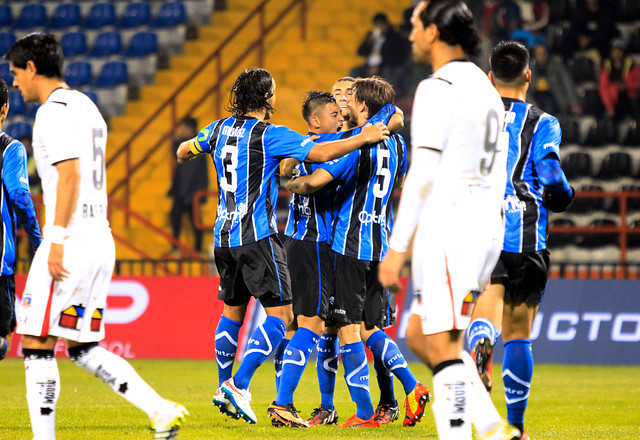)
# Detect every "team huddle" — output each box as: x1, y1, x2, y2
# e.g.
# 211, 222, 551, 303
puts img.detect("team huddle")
0, 0, 575, 439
